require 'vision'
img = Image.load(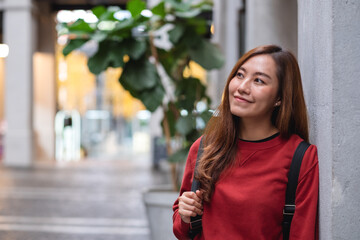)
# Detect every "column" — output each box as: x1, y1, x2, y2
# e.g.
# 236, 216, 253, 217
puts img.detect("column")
245, 0, 297, 55
209, 0, 241, 107
3, 0, 36, 166
298, 0, 360, 239
33, 2, 56, 162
